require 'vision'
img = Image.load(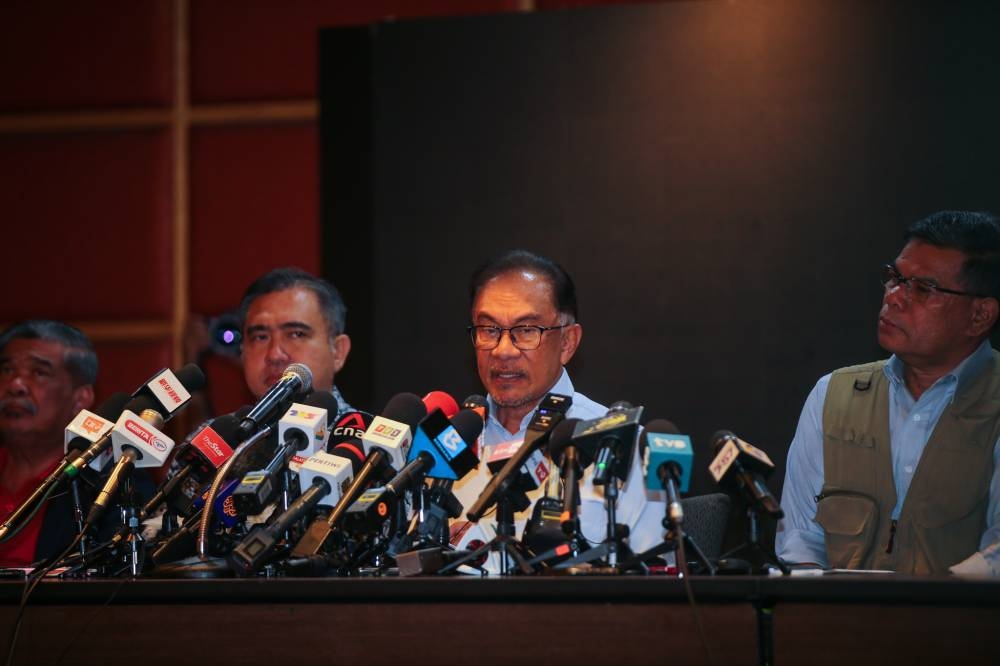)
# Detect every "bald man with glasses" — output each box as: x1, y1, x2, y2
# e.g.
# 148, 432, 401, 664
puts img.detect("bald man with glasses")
777, 210, 1000, 575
